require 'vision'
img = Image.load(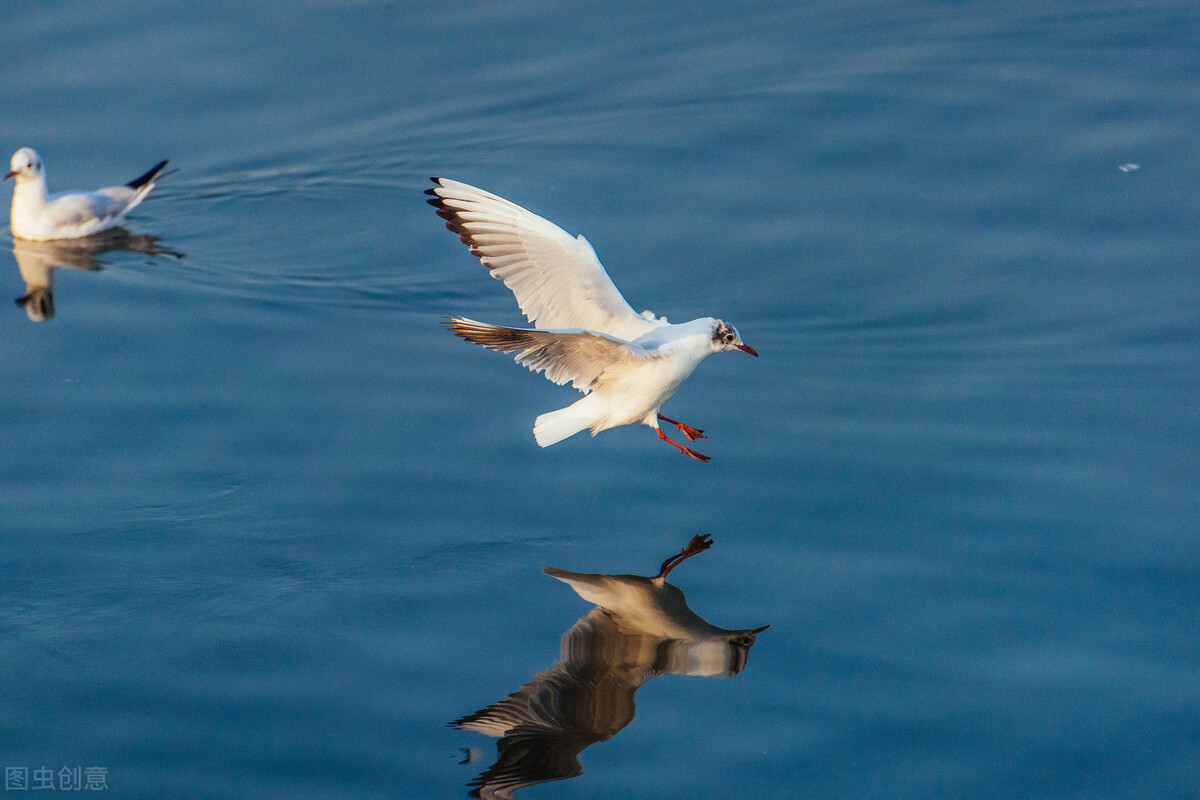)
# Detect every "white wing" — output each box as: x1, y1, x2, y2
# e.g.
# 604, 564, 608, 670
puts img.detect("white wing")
428, 178, 664, 341
94, 185, 140, 205
42, 191, 130, 231
447, 318, 658, 393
